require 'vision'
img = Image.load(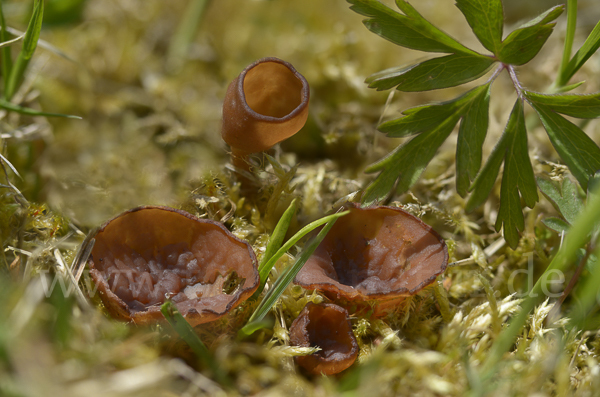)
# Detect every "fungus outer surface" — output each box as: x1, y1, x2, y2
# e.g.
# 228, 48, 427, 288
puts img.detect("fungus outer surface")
221, 57, 309, 155
88, 206, 259, 326
289, 302, 358, 375
294, 205, 448, 312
